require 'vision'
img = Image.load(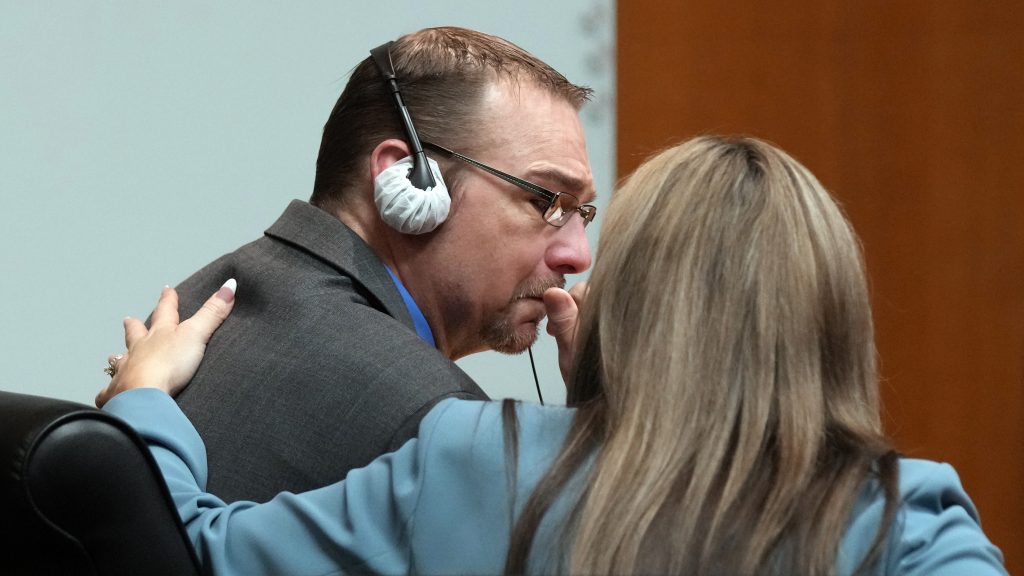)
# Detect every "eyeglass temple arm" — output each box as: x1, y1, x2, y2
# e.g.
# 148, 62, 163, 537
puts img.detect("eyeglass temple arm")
420, 141, 556, 203
369, 42, 436, 190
